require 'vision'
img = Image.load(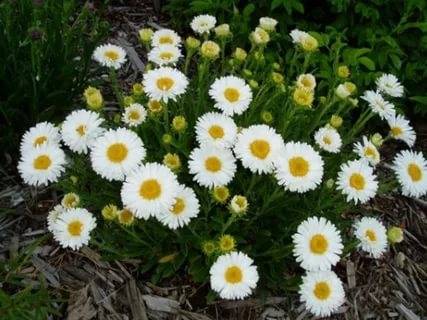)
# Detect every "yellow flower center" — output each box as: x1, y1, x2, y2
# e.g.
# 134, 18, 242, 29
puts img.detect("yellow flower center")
407, 163, 422, 182
310, 234, 328, 254
224, 266, 243, 284
249, 139, 270, 159
106, 143, 128, 163
139, 179, 162, 200
171, 197, 186, 215
156, 77, 175, 91
129, 110, 140, 121
390, 126, 402, 137
33, 155, 52, 170
365, 229, 377, 242
289, 156, 309, 177
301, 77, 312, 88
205, 156, 222, 172
208, 125, 225, 139
323, 136, 332, 145
67, 220, 83, 236
235, 197, 246, 209
104, 50, 119, 61
159, 52, 174, 61
33, 136, 47, 147
224, 88, 240, 102
364, 147, 376, 158
159, 36, 173, 44
349, 173, 365, 190
313, 281, 331, 300
76, 124, 86, 136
